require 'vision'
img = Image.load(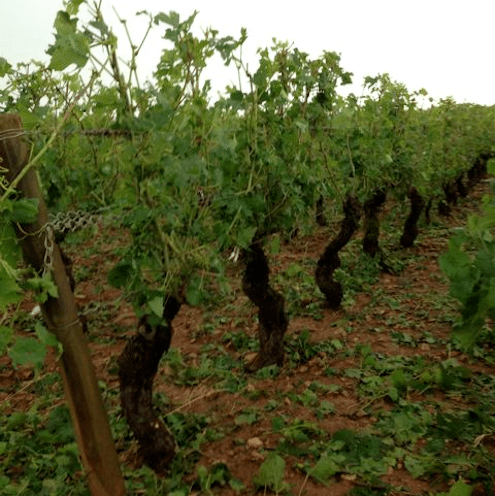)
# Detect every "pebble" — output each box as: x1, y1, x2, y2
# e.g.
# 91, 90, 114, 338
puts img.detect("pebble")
244, 352, 258, 362
247, 437, 263, 449
341, 474, 357, 482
